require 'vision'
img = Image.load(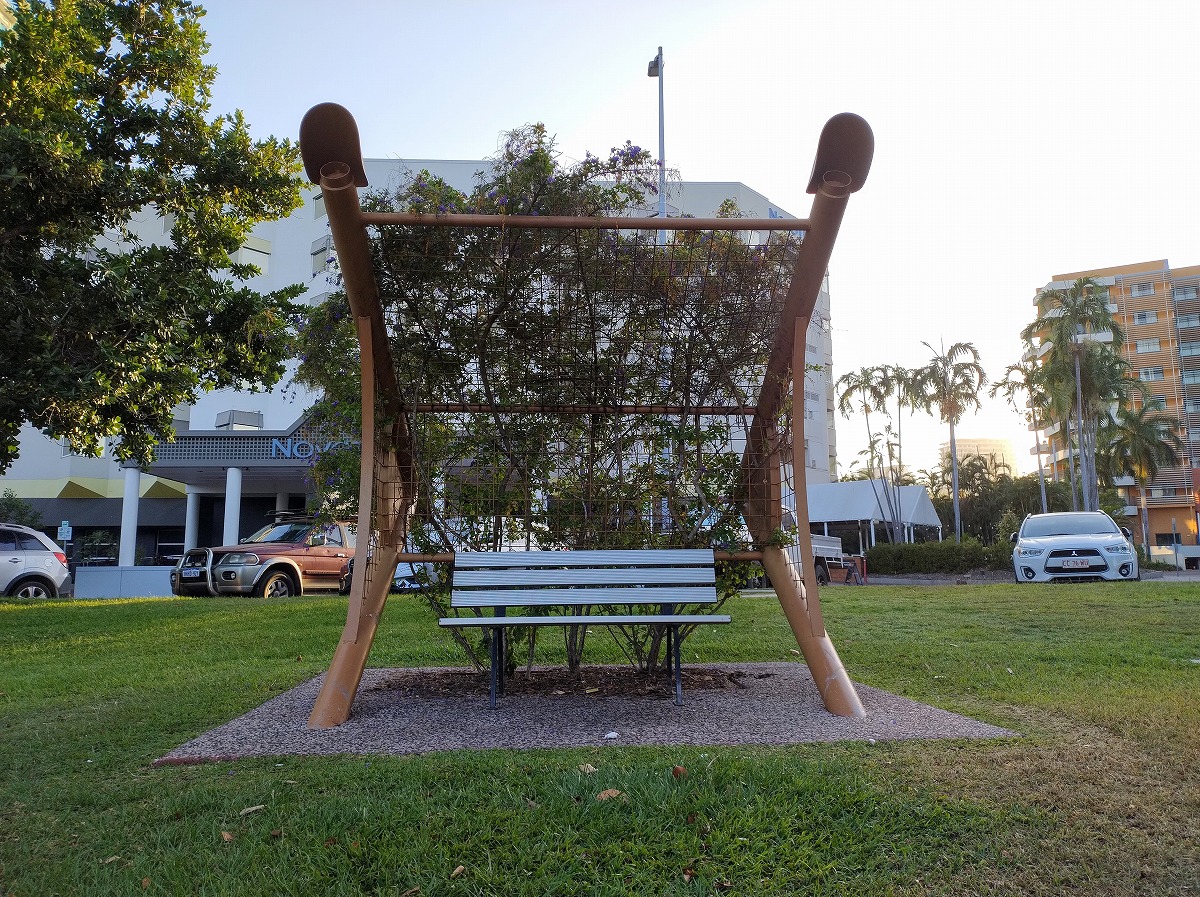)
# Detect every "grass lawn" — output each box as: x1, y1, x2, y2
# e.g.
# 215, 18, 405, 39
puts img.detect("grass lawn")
1, 583, 1197, 896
